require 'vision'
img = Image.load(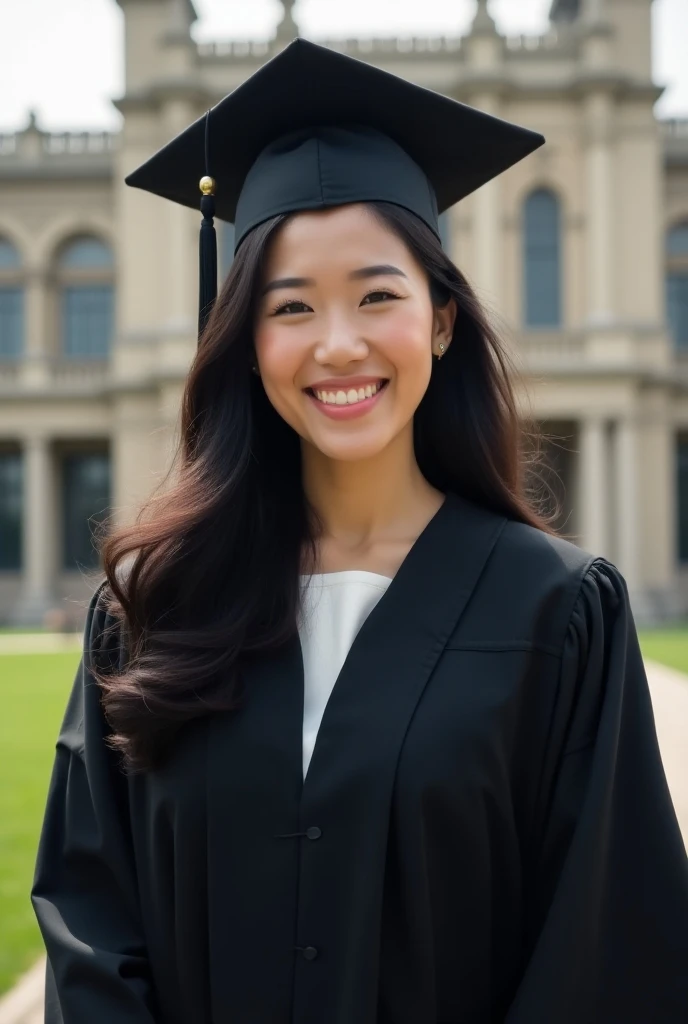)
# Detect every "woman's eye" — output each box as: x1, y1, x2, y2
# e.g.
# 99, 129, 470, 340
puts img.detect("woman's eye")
273, 301, 312, 316
361, 290, 398, 305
